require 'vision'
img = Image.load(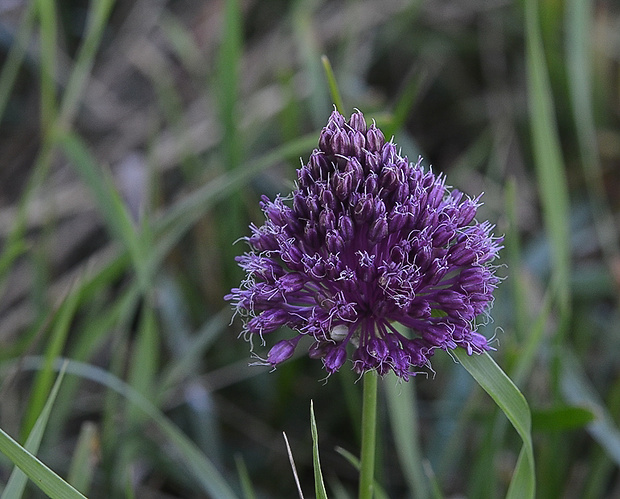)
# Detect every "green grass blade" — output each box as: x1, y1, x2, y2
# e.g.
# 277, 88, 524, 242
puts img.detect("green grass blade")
217, 0, 243, 172
59, 132, 150, 290
383, 68, 428, 140
35, 0, 58, 131
454, 351, 535, 499
18, 357, 240, 499
384, 374, 428, 499
215, 0, 244, 243
234, 454, 257, 499
310, 400, 329, 499
150, 133, 317, 274
524, 0, 571, 316
159, 309, 228, 394
0, 426, 86, 499
66, 422, 98, 495
2, 364, 68, 499
22, 287, 81, 438
565, 0, 620, 265
127, 302, 159, 423
333, 447, 389, 499
321, 55, 345, 115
